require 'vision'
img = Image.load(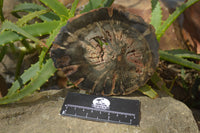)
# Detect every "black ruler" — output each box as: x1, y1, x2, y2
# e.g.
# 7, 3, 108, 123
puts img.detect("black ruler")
60, 92, 140, 126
